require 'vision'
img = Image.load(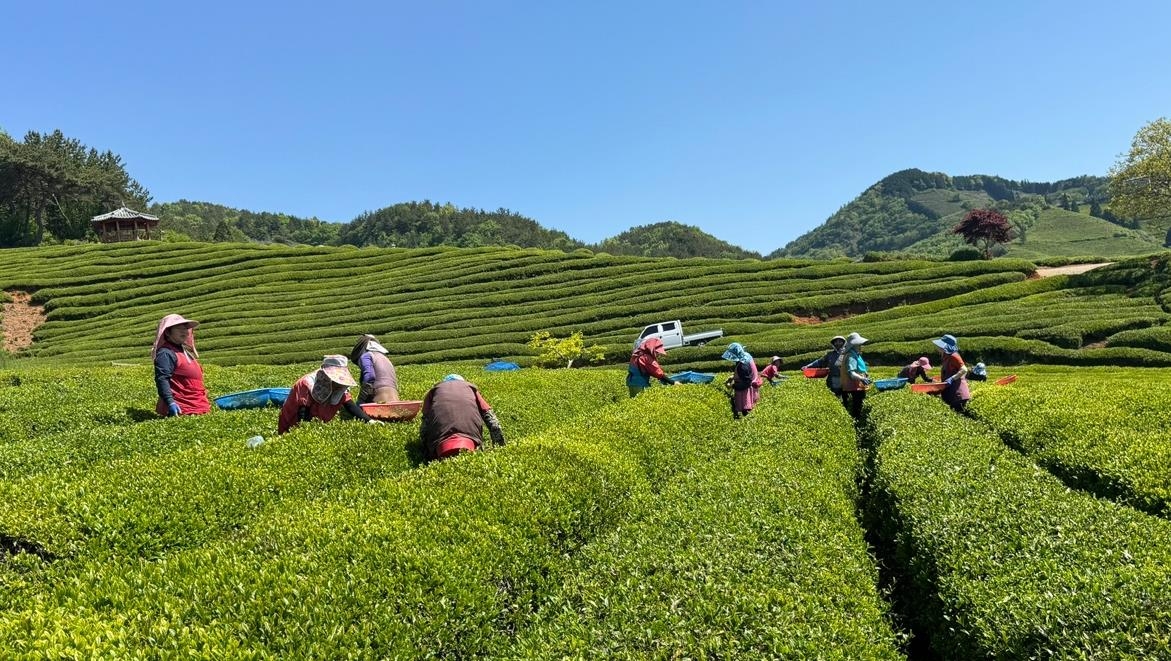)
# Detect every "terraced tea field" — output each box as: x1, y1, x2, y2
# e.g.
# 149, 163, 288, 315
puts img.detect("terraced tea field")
0, 362, 1168, 657
2, 242, 1171, 370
